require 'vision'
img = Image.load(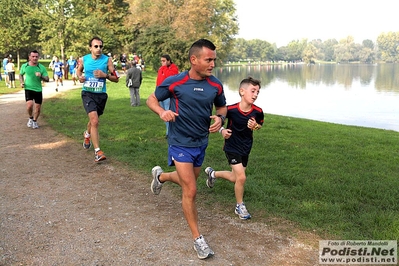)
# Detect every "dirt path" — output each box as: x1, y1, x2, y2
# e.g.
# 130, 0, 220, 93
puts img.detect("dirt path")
0, 81, 319, 265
